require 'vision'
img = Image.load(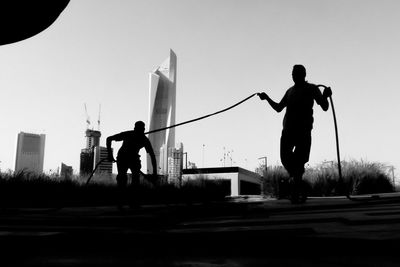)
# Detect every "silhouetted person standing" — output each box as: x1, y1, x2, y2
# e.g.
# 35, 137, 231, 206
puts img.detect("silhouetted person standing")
258, 65, 332, 203
107, 121, 157, 208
